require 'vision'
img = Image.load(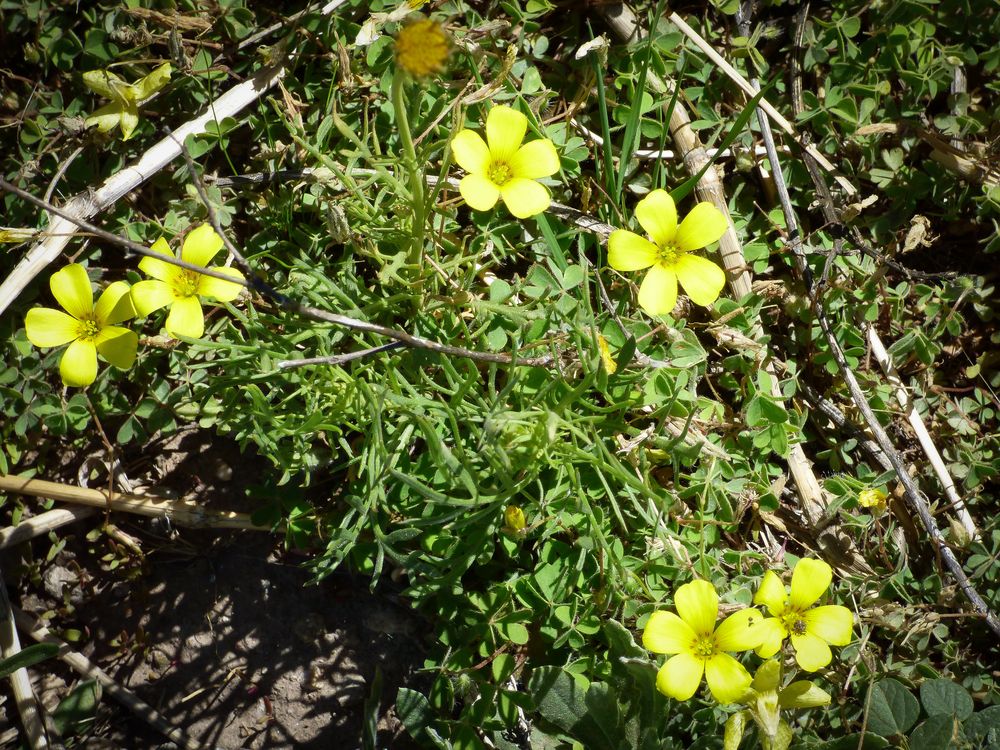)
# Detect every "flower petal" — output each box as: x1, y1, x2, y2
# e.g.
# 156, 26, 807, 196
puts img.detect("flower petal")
500, 177, 550, 218
714, 608, 764, 652
642, 611, 696, 655
638, 263, 678, 317
181, 224, 225, 267
119, 100, 139, 141
635, 189, 677, 247
675, 202, 728, 252
751, 659, 782, 693
197, 266, 245, 302
705, 653, 754, 704
779, 680, 832, 709
805, 605, 854, 646
133, 62, 172, 102
754, 571, 789, 616
164, 295, 205, 339
94, 327, 138, 370
140, 238, 180, 281
94, 280, 136, 325
59, 339, 98, 387
25, 308, 80, 347
451, 129, 491, 175
50, 264, 94, 319
790, 558, 833, 610
608, 230, 658, 272
82, 69, 126, 99
656, 652, 704, 701
754, 617, 788, 659
486, 105, 527, 162
674, 253, 726, 307
790, 632, 832, 672
130, 280, 175, 317
674, 579, 718, 635
509, 138, 560, 179
84, 102, 124, 134
459, 173, 501, 211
